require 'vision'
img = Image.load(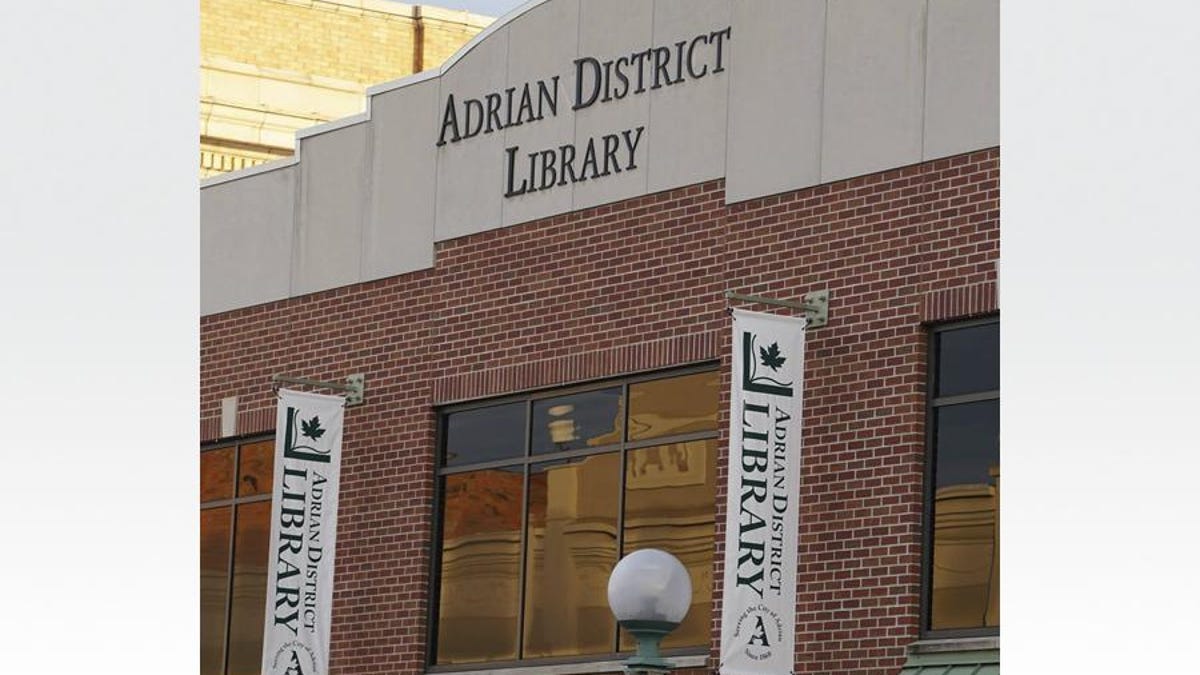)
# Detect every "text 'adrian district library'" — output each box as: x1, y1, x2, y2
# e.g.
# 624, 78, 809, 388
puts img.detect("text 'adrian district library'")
435, 25, 733, 198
